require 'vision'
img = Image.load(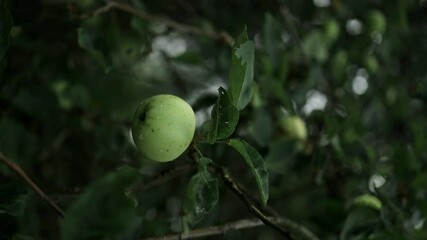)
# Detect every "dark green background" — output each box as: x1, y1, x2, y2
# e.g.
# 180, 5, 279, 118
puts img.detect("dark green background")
1, 0, 427, 239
